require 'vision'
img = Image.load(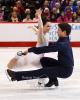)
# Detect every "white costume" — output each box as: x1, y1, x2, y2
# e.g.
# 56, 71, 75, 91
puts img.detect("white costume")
14, 33, 48, 69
